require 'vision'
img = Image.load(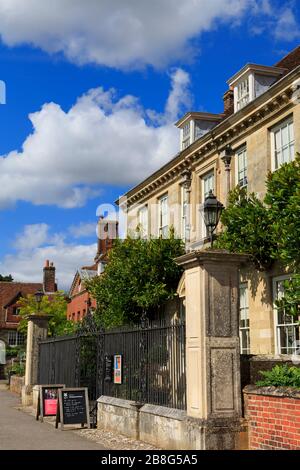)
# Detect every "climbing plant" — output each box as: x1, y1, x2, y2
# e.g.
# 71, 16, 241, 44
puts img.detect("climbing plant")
217, 154, 300, 316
